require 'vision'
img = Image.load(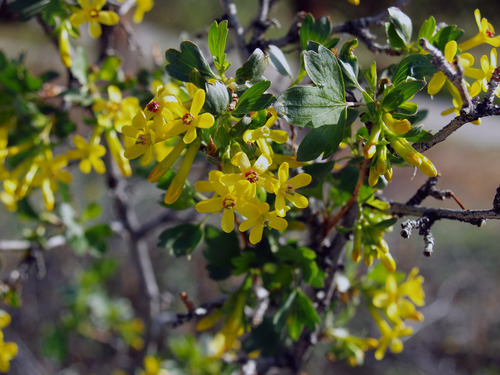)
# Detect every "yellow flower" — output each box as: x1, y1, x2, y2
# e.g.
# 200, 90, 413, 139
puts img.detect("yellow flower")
458, 9, 500, 51
122, 110, 157, 165
58, 25, 72, 68
238, 202, 287, 244
139, 355, 169, 375
220, 152, 276, 196
243, 108, 288, 157
93, 85, 140, 132
32, 152, 72, 211
163, 89, 215, 144
70, 0, 120, 39
195, 170, 253, 233
132, 0, 154, 24
463, 48, 499, 94
274, 162, 311, 217
371, 312, 413, 360
0, 311, 18, 373
163, 137, 201, 204
372, 268, 425, 324
105, 130, 132, 177
427, 41, 457, 95
67, 133, 106, 174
